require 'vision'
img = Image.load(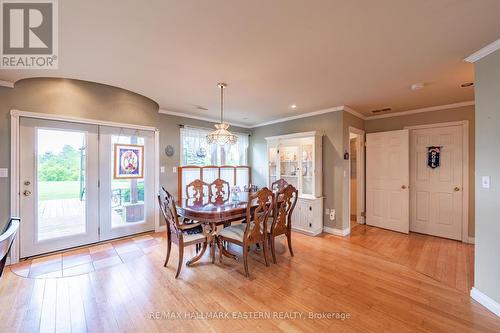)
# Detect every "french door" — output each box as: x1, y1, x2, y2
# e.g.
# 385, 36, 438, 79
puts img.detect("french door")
19, 118, 155, 258
98, 126, 155, 241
